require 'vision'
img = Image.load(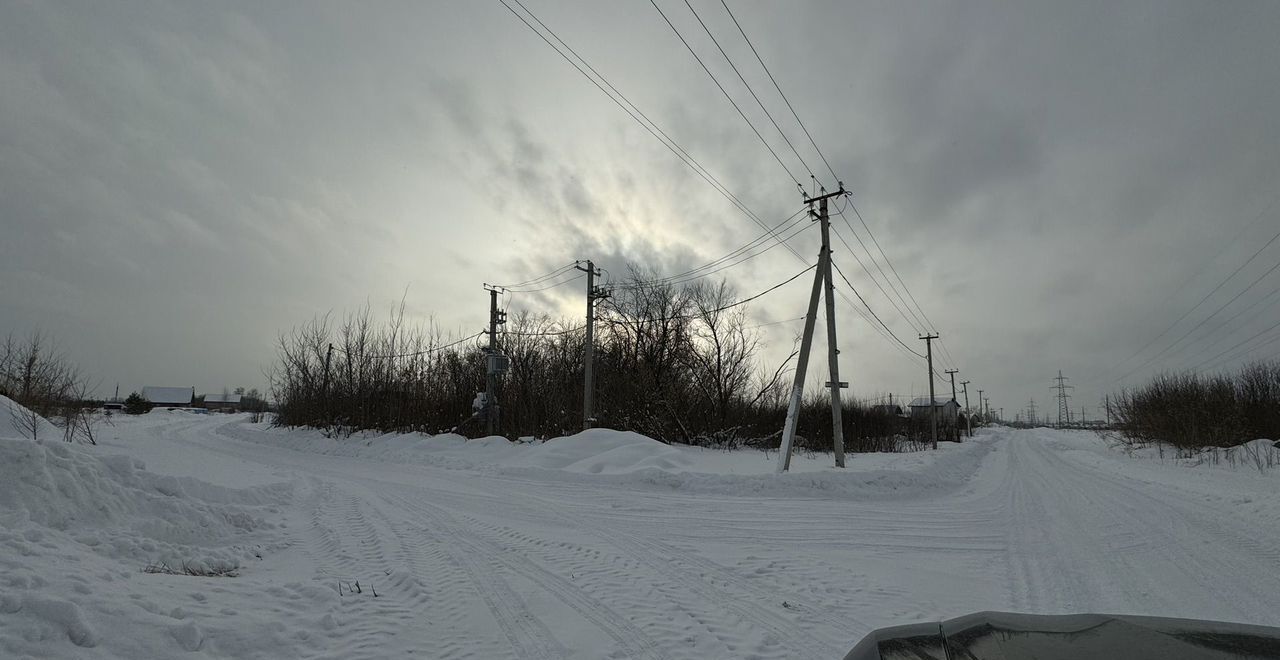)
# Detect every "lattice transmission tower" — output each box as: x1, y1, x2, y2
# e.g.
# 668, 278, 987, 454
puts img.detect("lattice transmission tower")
1052, 370, 1074, 427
